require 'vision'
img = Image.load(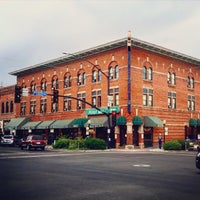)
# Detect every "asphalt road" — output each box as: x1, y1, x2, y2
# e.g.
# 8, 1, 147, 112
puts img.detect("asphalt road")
0, 147, 199, 200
